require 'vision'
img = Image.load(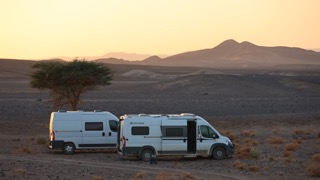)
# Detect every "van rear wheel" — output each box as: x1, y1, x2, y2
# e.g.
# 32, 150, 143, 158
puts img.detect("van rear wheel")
212, 147, 226, 160
63, 143, 75, 155
140, 149, 153, 162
